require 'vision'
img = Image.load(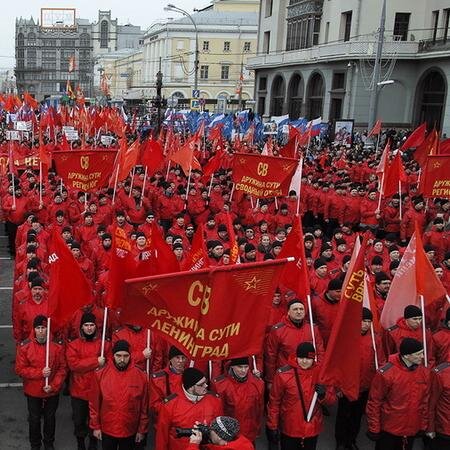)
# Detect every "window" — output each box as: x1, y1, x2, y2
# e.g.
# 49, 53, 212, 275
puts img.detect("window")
342, 11, 352, 41
265, 0, 273, 18
80, 33, 90, 47
17, 33, 24, 47
42, 50, 56, 59
100, 20, 109, 48
393, 13, 410, 41
28, 49, 37, 68
27, 33, 36, 46
263, 31, 270, 54
42, 61, 56, 70
61, 39, 75, 47
325, 22, 330, 43
444, 9, 450, 43
243, 41, 251, 52
432, 10, 439, 43
223, 41, 230, 52
221, 65, 230, 80
202, 41, 209, 51
259, 77, 267, 91
43, 39, 56, 47
200, 65, 209, 79
313, 17, 321, 45
332, 72, 345, 90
